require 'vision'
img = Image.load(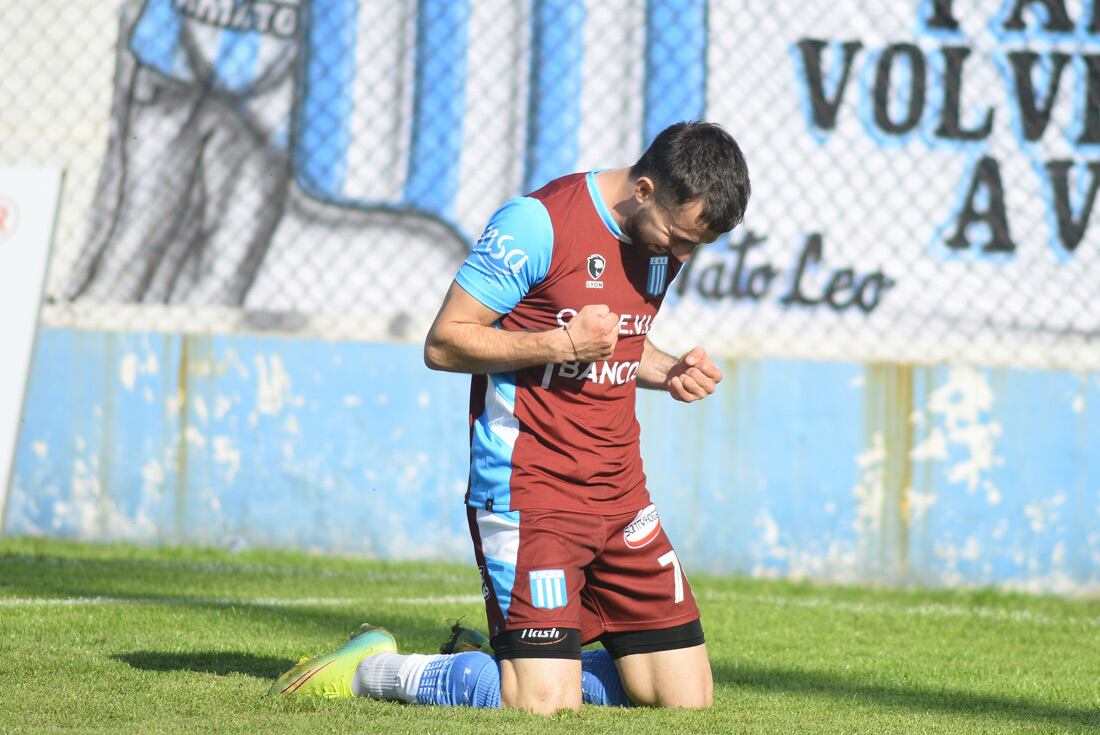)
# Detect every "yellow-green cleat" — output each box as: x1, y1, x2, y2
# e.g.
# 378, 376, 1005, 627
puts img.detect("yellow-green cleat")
268, 624, 398, 698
